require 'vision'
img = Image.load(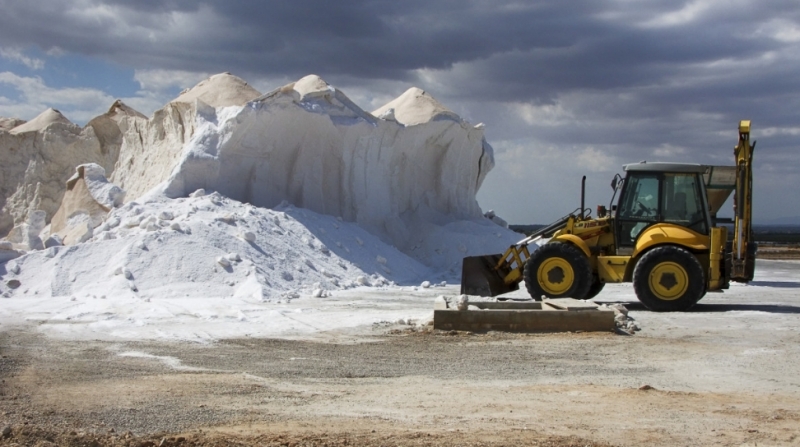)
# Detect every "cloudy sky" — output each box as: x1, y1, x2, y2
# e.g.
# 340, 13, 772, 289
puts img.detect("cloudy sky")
1, 1, 798, 224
